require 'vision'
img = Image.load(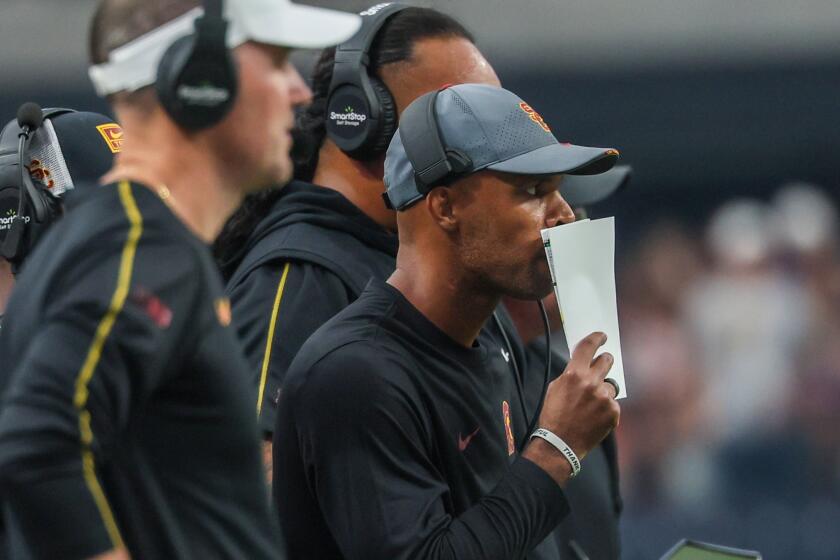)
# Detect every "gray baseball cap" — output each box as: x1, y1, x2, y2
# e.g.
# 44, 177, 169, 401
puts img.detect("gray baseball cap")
384, 83, 619, 210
